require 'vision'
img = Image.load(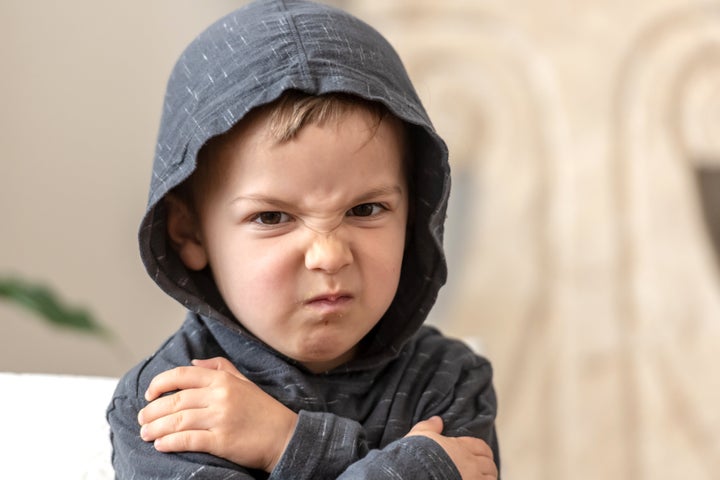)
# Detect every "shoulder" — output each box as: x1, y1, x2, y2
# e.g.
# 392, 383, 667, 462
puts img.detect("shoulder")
406, 325, 492, 373
111, 313, 222, 401
396, 326, 496, 415
402, 327, 498, 445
